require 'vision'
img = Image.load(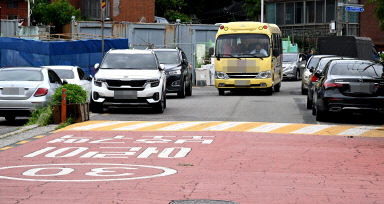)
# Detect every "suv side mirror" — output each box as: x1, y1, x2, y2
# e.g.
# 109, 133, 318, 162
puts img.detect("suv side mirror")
94, 63, 100, 70
309, 67, 314, 73
62, 79, 69, 85
159, 64, 165, 70
273, 49, 279, 57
